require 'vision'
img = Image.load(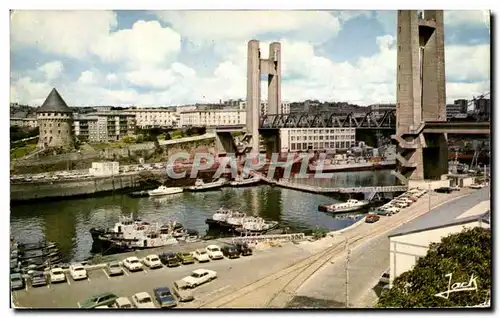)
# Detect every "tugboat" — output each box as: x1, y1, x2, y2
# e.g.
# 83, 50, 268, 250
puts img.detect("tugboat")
89, 215, 198, 254
187, 178, 228, 192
